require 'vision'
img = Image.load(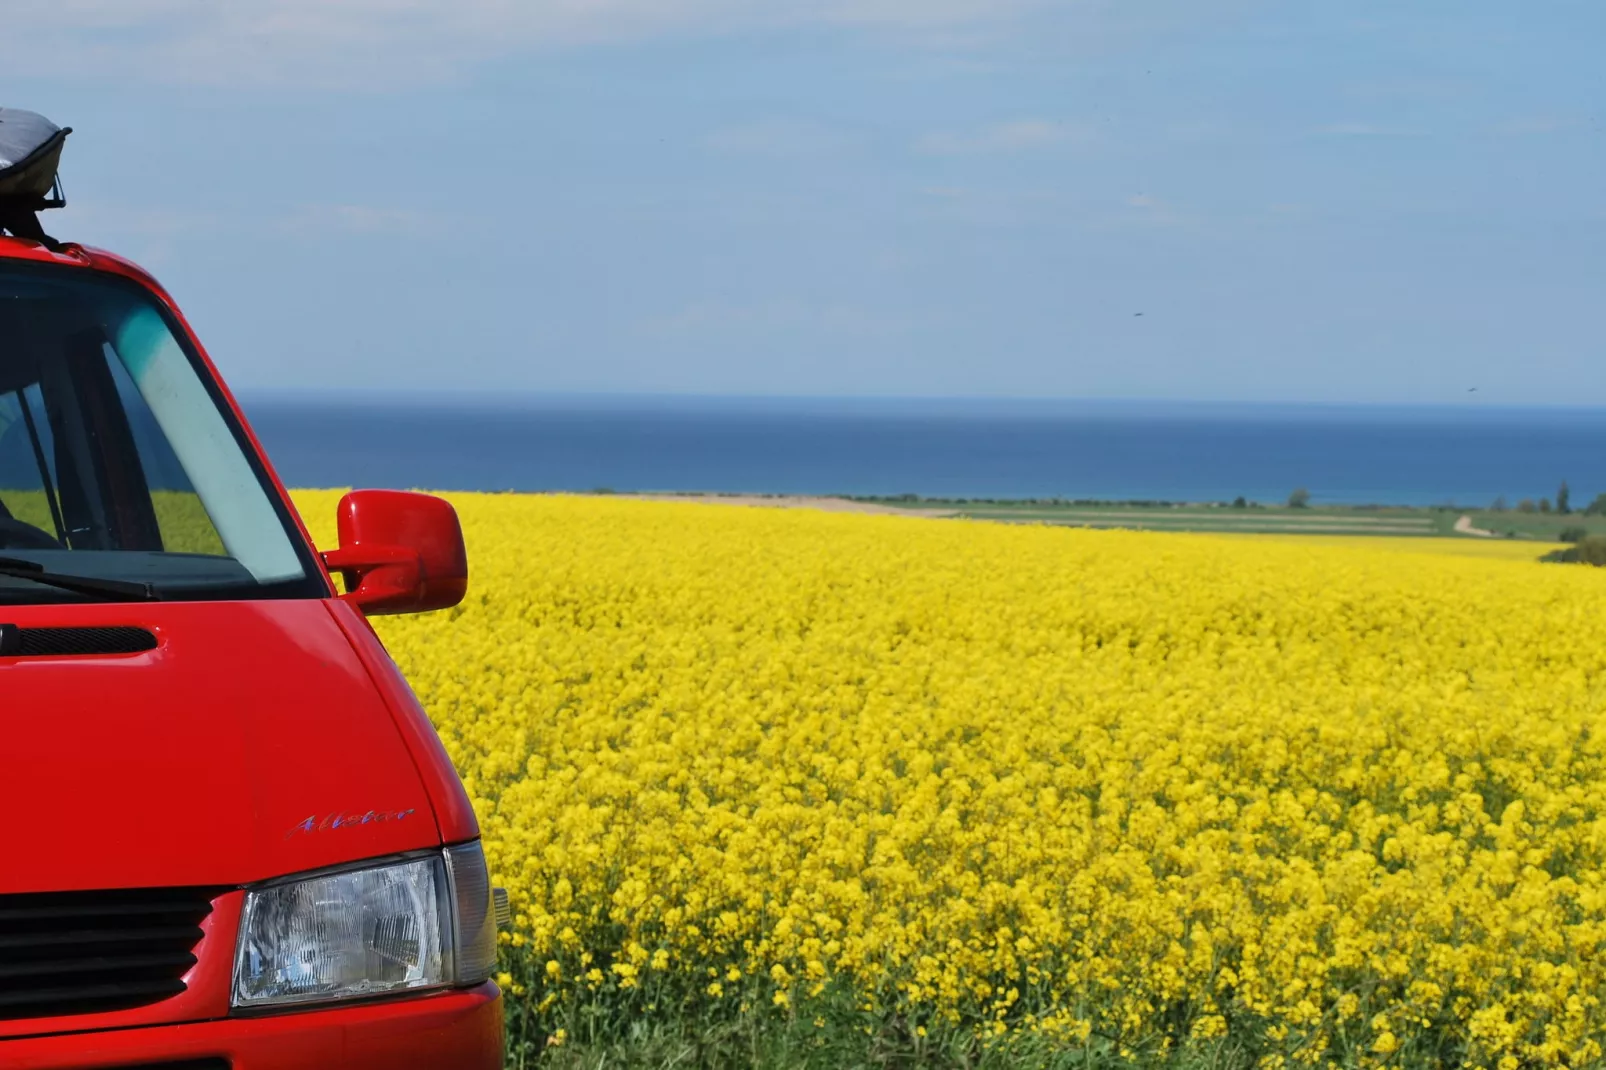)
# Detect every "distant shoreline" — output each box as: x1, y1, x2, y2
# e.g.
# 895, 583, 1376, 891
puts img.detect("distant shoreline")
584, 491, 1587, 541
242, 398, 1606, 512
243, 390, 1606, 418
